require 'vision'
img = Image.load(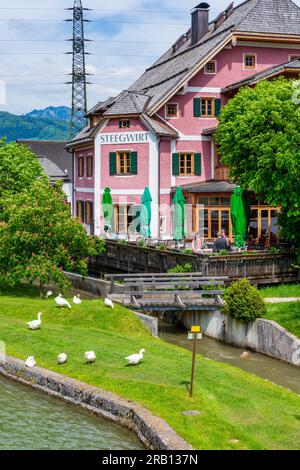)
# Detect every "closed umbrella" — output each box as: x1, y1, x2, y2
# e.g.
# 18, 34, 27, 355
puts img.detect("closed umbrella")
140, 186, 152, 238
102, 187, 113, 233
230, 186, 249, 248
173, 186, 185, 241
